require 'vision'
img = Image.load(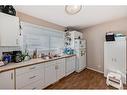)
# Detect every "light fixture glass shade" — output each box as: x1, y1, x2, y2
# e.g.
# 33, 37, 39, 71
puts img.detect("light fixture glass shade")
65, 5, 82, 15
